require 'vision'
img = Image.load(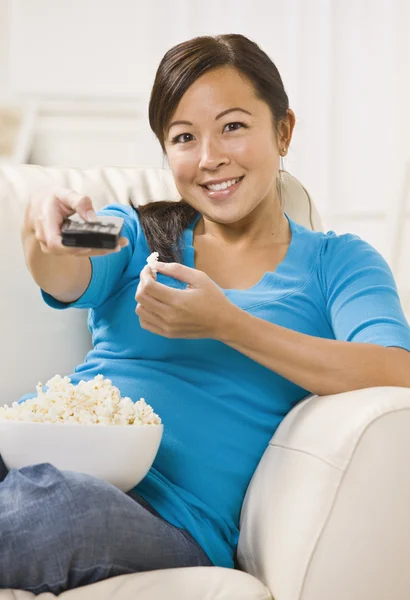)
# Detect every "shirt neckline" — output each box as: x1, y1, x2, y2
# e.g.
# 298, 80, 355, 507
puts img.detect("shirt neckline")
183, 211, 300, 293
